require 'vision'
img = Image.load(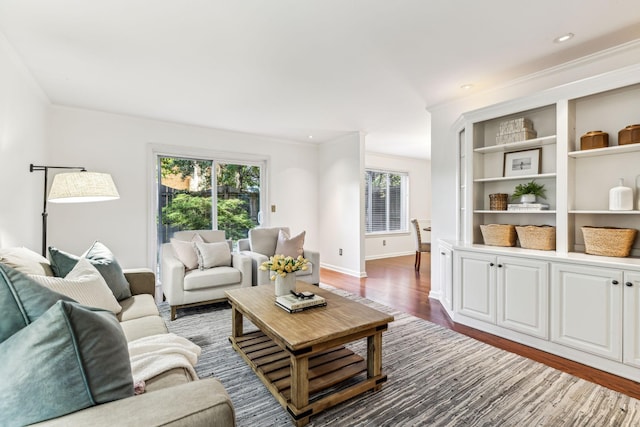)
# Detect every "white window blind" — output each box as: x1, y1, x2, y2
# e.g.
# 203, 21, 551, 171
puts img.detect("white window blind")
365, 169, 408, 234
